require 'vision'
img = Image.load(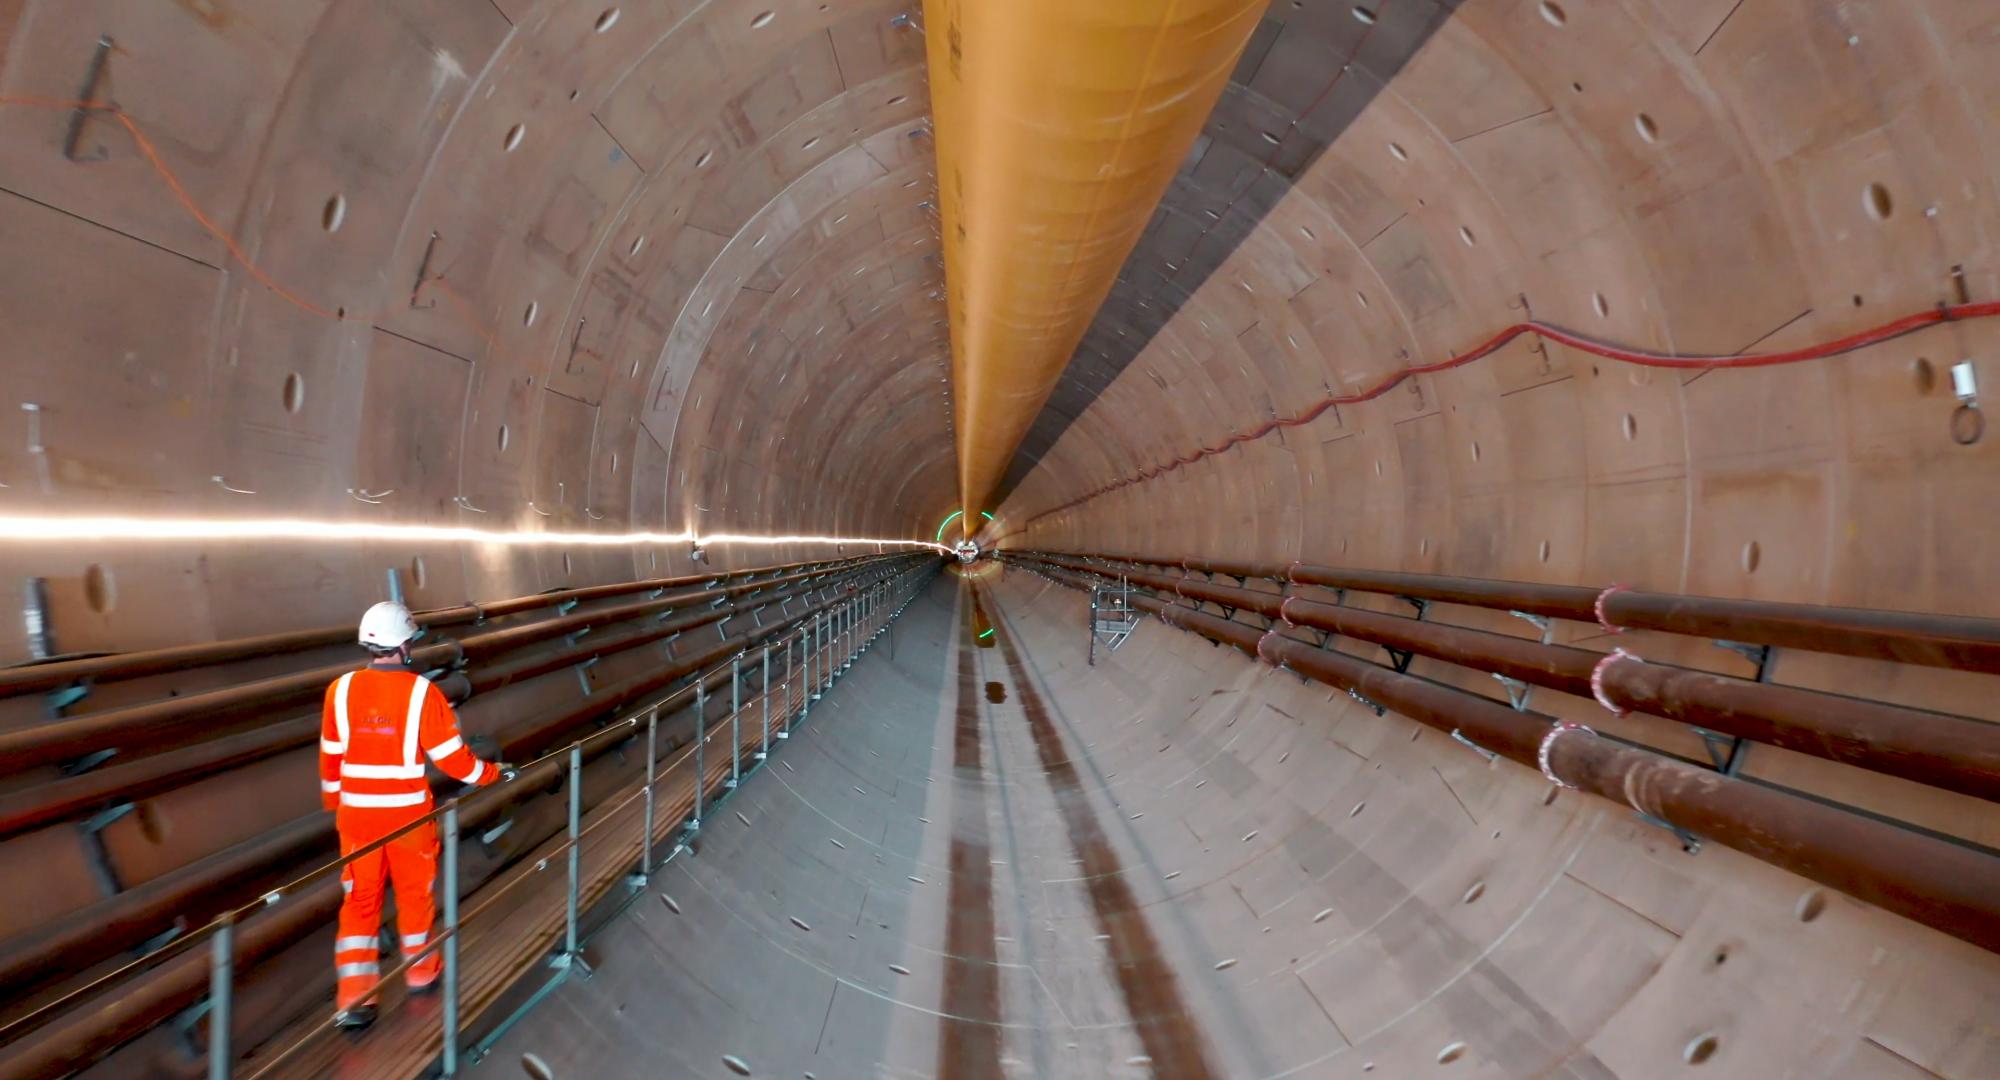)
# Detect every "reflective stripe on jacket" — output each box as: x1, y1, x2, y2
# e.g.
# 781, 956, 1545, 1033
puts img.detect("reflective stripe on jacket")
318, 668, 495, 811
